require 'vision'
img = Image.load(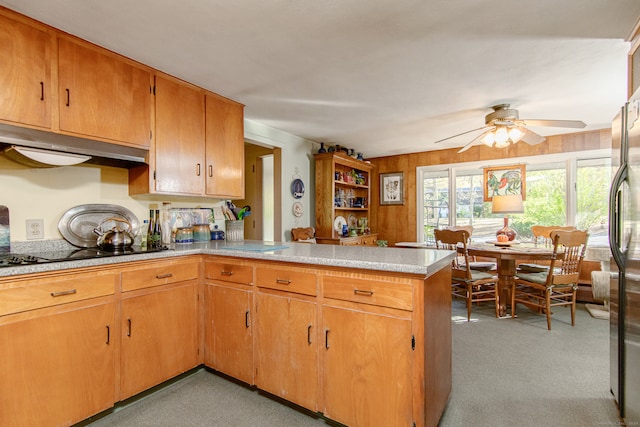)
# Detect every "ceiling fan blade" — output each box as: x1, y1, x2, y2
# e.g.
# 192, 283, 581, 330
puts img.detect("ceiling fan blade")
521, 119, 586, 128
457, 127, 495, 153
433, 126, 490, 144
519, 127, 546, 145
